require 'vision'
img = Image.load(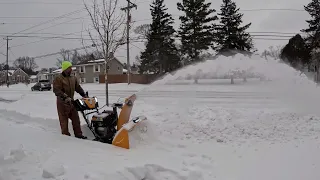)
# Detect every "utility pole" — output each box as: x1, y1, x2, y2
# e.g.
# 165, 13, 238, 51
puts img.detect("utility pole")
4, 36, 12, 87
121, 0, 137, 85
